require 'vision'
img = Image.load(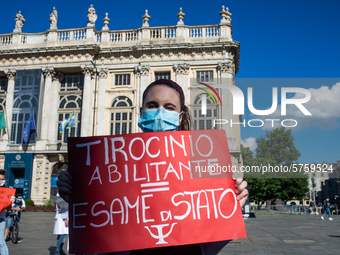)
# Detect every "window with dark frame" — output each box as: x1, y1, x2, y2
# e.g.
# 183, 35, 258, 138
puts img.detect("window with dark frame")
115, 74, 131, 86
155, 72, 171, 80
11, 70, 41, 144
110, 96, 133, 135
60, 74, 84, 91
58, 74, 82, 144
196, 71, 214, 83
0, 79, 7, 94
192, 93, 218, 130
